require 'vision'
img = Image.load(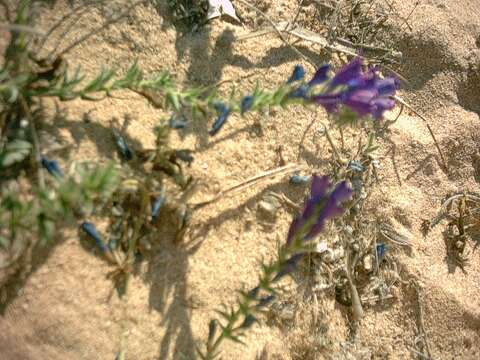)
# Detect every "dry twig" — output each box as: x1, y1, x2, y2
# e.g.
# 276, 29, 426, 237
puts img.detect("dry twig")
192, 163, 305, 209
235, 0, 317, 69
